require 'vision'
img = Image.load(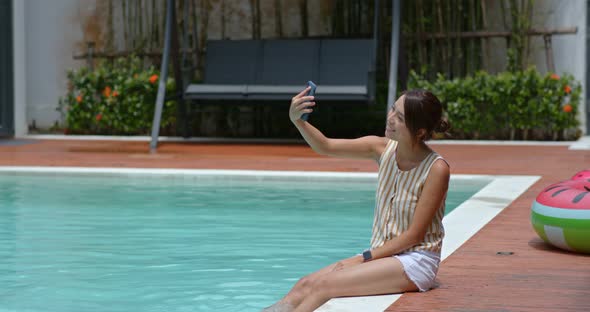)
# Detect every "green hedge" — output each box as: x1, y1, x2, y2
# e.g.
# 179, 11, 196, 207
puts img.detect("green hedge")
407, 68, 581, 140
59, 56, 176, 135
